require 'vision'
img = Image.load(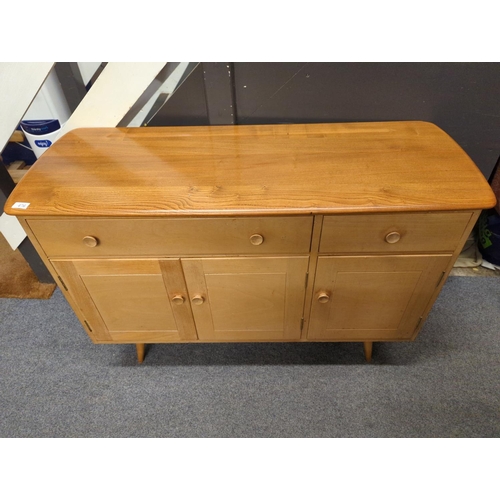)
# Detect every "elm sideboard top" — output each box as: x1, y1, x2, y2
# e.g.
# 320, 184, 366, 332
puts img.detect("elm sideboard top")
5, 121, 496, 218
